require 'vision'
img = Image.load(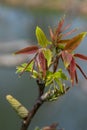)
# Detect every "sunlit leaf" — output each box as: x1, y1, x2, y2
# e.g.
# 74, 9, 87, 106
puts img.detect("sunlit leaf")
43, 49, 52, 67
16, 61, 39, 78
6, 95, 29, 119
54, 69, 67, 80
16, 63, 27, 73
45, 71, 54, 86
31, 70, 39, 79
14, 45, 39, 54
45, 70, 67, 87
55, 78, 64, 93
36, 26, 51, 47
45, 78, 53, 86
64, 32, 87, 52
16, 61, 34, 73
